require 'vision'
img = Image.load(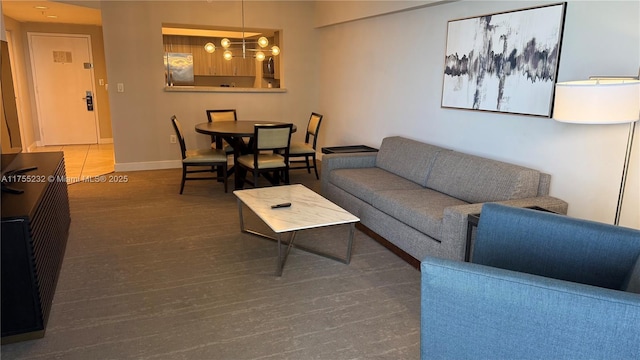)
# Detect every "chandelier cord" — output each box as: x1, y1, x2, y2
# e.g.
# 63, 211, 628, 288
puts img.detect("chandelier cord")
241, 0, 246, 58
